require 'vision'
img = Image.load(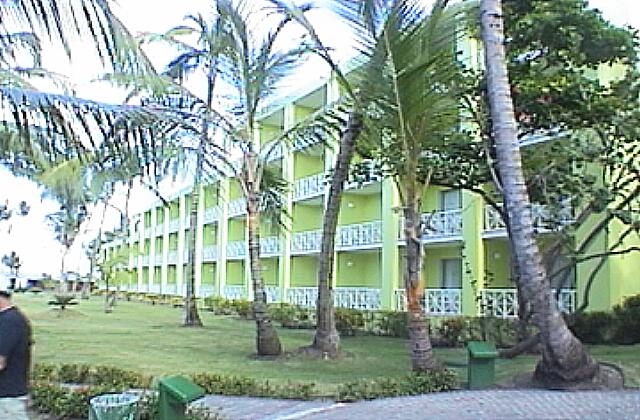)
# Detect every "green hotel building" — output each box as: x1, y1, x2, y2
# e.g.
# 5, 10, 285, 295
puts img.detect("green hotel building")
99, 56, 640, 319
